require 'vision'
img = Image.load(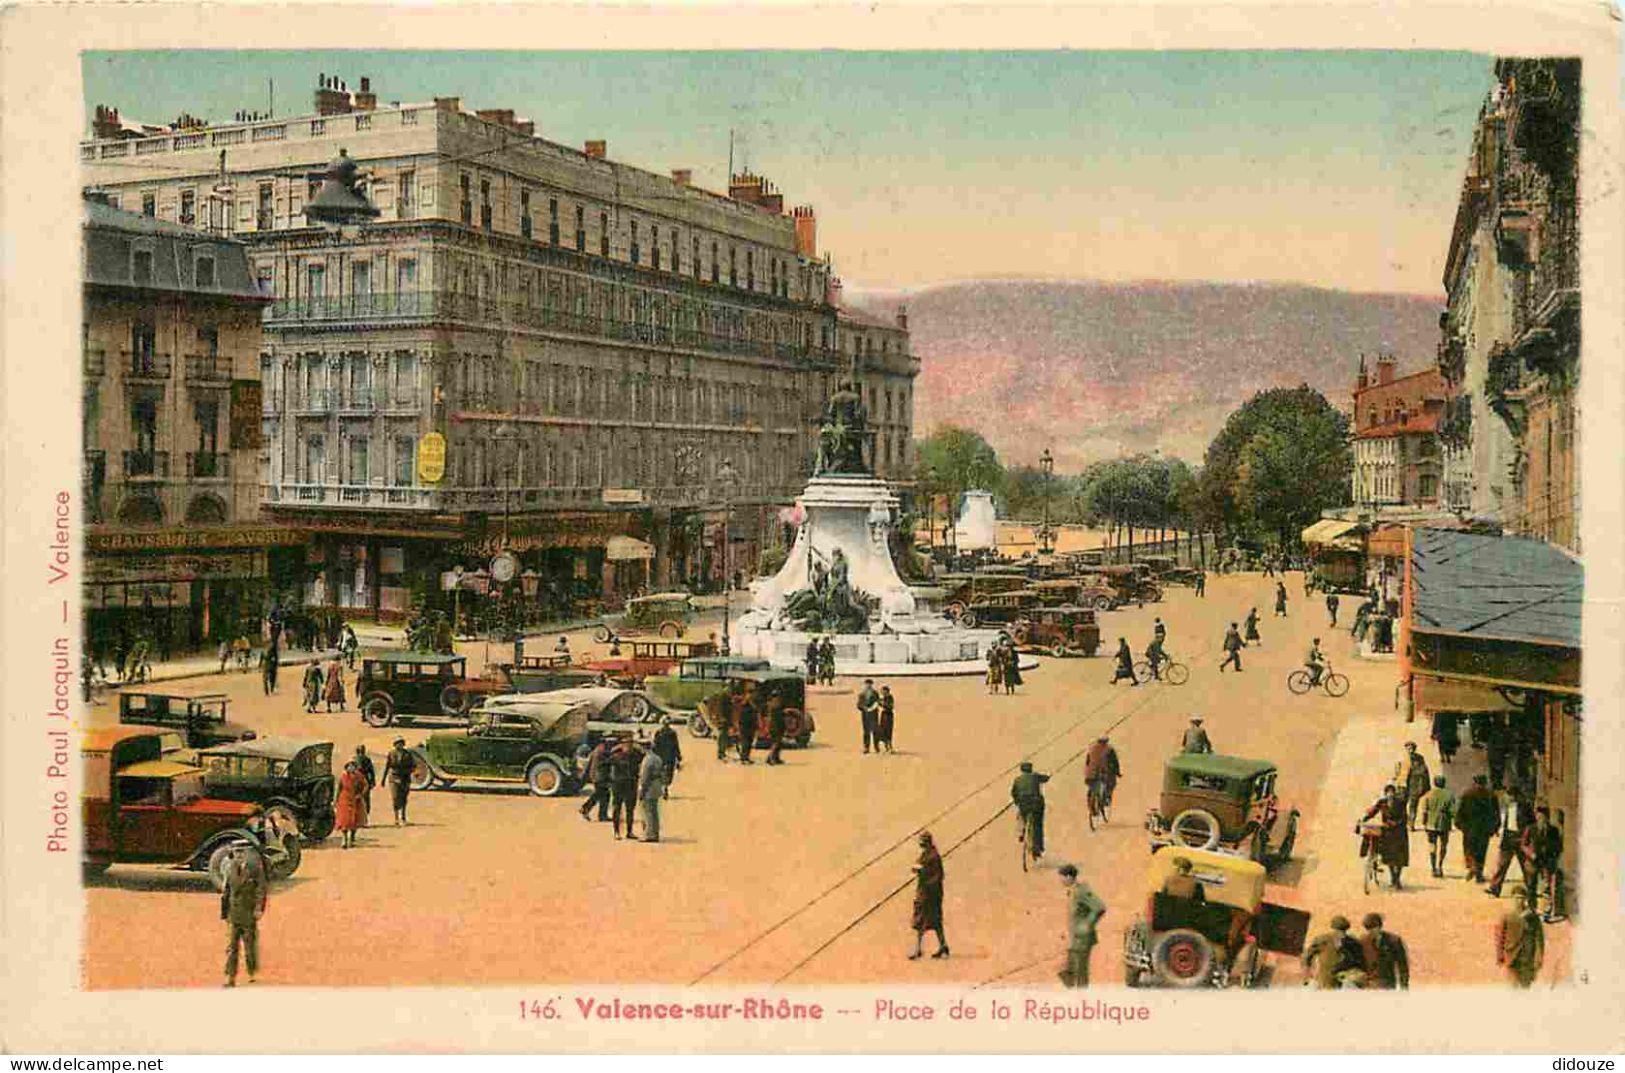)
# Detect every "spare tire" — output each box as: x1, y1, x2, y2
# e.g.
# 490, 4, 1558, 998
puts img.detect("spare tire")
439, 684, 469, 717
1170, 808, 1222, 850
1152, 928, 1216, 988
